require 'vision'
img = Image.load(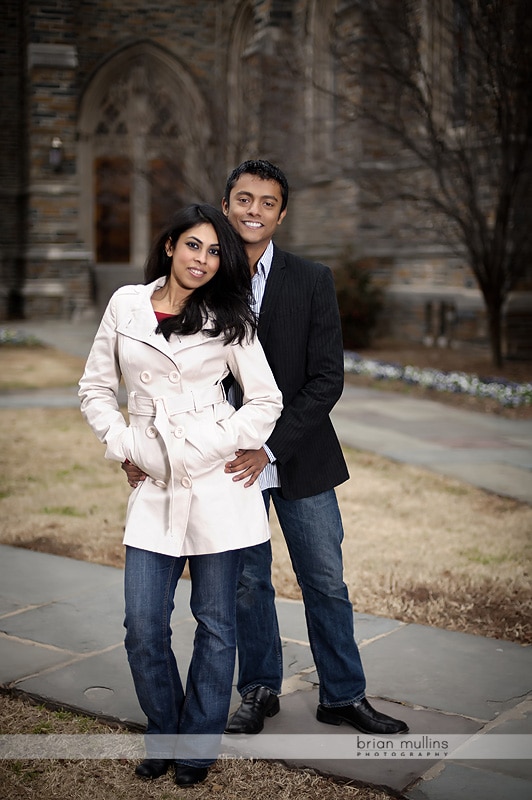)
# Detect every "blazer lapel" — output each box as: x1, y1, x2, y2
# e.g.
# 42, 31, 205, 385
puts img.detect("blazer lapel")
258, 245, 286, 344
